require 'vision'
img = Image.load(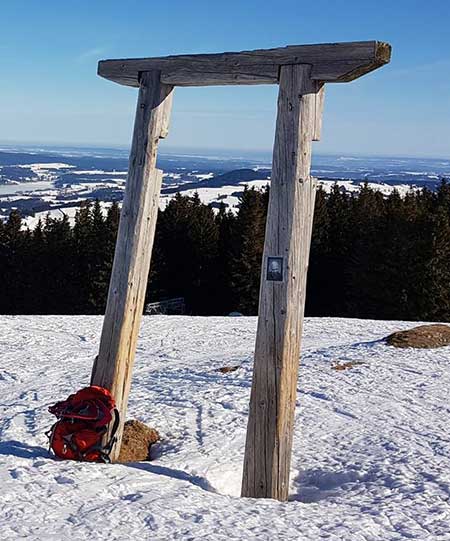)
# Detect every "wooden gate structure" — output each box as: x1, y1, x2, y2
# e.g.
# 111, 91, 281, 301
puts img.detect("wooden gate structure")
91, 41, 391, 500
